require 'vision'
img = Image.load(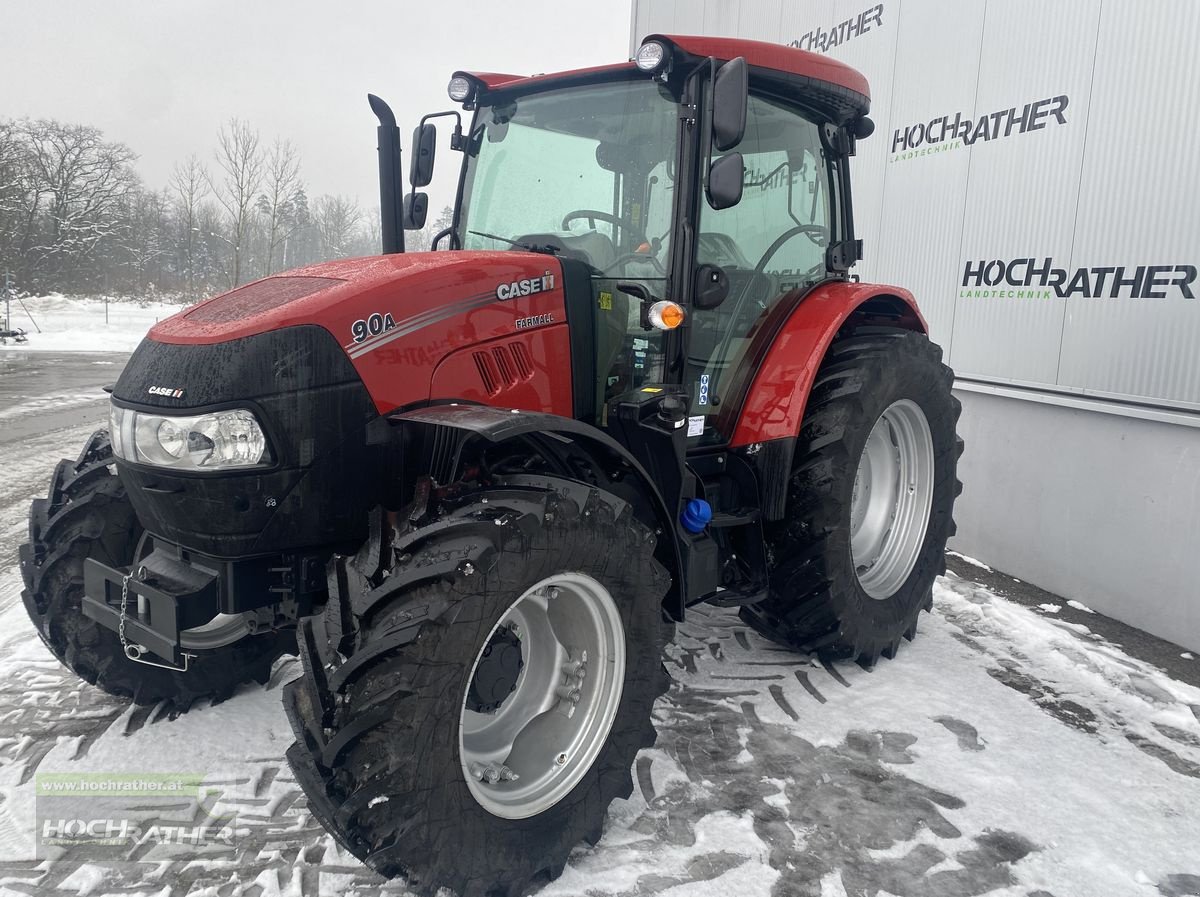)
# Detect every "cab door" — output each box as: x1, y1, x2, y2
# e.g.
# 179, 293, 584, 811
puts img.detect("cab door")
685, 93, 838, 446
